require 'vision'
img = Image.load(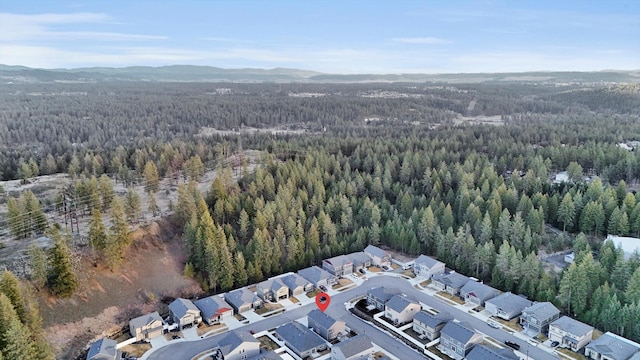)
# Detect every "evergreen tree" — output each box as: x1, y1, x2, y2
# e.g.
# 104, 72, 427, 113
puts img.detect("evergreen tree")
558, 192, 575, 232
148, 193, 160, 217
46, 228, 77, 297
143, 160, 160, 193
28, 245, 48, 290
233, 252, 248, 288
88, 208, 108, 258
125, 189, 141, 223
